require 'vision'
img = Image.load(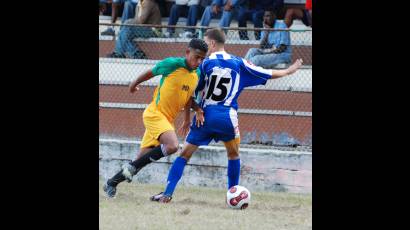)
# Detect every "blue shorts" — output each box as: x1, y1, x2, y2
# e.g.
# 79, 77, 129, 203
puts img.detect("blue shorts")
186, 105, 240, 146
